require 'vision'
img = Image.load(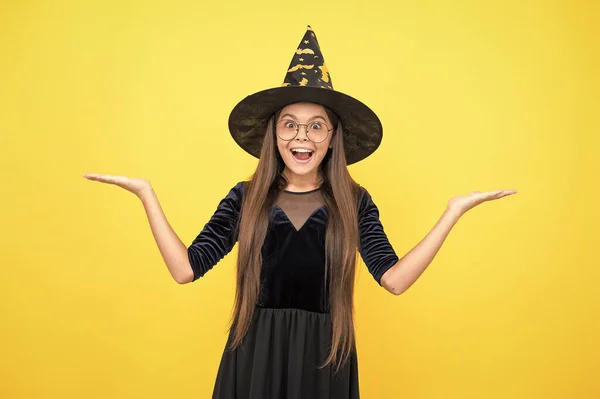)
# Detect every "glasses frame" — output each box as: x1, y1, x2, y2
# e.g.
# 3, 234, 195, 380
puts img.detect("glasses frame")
275, 119, 334, 144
